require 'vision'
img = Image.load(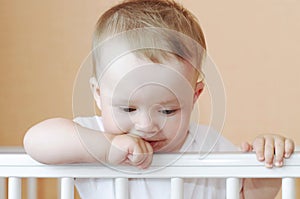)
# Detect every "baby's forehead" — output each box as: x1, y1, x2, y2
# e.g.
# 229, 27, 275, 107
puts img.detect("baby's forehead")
98, 53, 197, 103
99, 53, 196, 83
